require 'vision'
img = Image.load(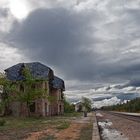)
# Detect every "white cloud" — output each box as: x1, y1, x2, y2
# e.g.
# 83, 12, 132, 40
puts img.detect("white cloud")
93, 97, 121, 108
124, 0, 140, 9
95, 86, 109, 92
9, 0, 30, 19
1, 0, 140, 96
122, 86, 136, 92
0, 43, 29, 71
